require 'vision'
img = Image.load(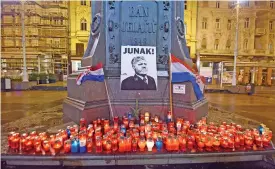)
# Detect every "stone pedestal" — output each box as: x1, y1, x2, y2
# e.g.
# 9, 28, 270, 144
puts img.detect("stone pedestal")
63, 76, 208, 124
